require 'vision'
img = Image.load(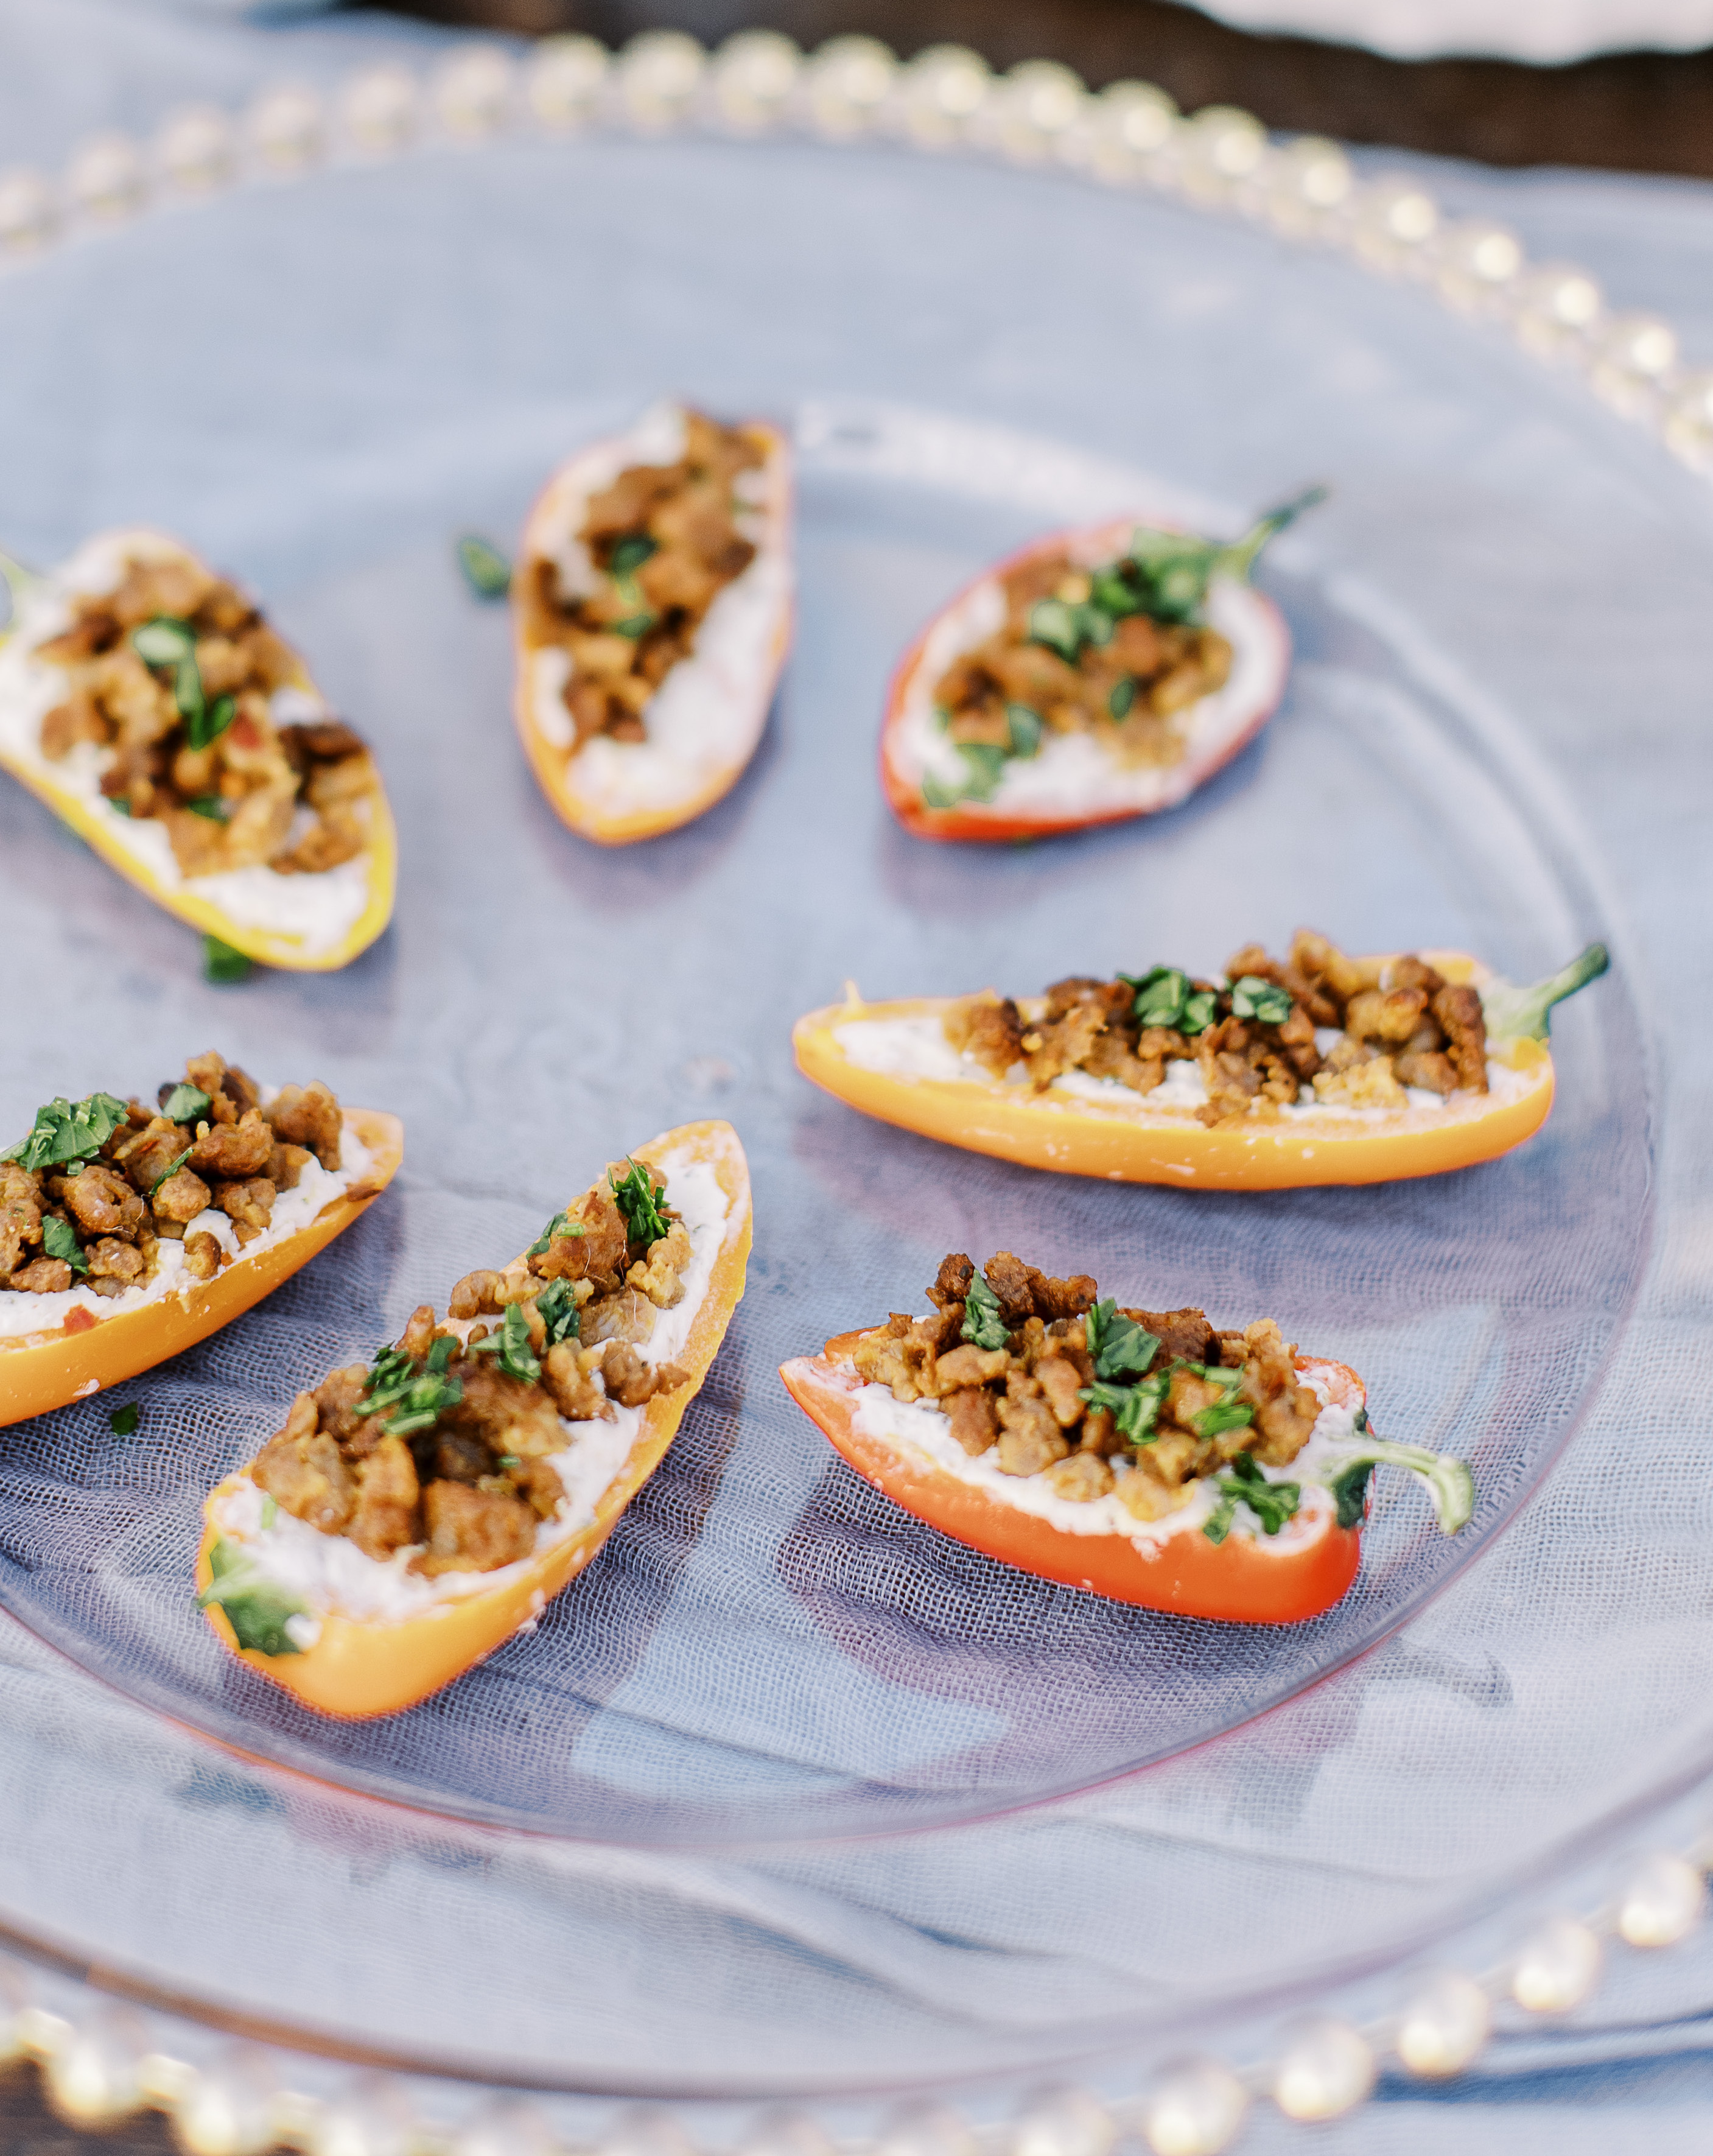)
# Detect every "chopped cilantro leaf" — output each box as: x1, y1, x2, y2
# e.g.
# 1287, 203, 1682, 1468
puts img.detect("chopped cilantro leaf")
535, 1277, 583, 1350
468, 1301, 541, 1385
961, 1271, 1010, 1352
457, 533, 513, 600
197, 1537, 309, 1657
3, 1091, 130, 1173
1107, 677, 1136, 720
607, 533, 658, 578
1005, 704, 1043, 757
1229, 974, 1293, 1025
610, 1157, 671, 1247
131, 617, 195, 667
161, 1083, 212, 1125
1084, 1298, 1159, 1382
203, 936, 252, 984
109, 1402, 140, 1436
358, 1336, 464, 1434
527, 1209, 586, 1257
425, 1335, 457, 1375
